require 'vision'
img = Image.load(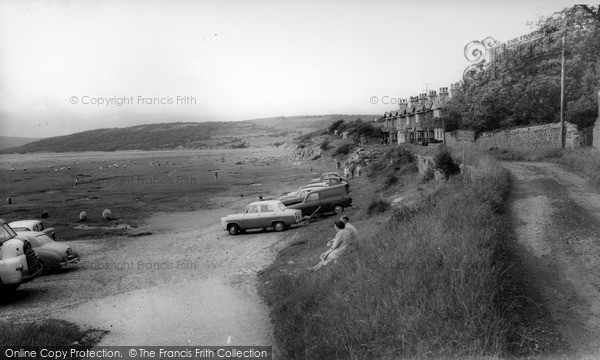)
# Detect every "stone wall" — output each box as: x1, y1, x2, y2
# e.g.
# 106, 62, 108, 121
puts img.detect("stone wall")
476, 122, 584, 150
